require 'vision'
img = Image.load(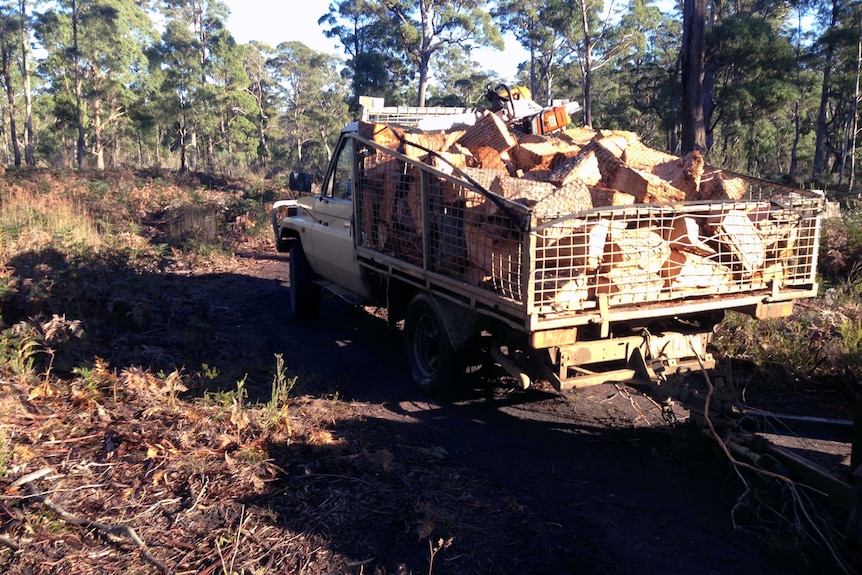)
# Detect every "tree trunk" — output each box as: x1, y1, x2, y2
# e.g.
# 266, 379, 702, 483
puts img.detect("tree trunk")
789, 7, 804, 180
156, 125, 162, 167
579, 1, 593, 128
178, 119, 187, 173
850, 12, 862, 191
1, 32, 21, 166
71, 0, 86, 170
680, 0, 707, 153
415, 0, 435, 107
19, 0, 34, 166
93, 98, 105, 170
529, 41, 536, 99
813, 0, 840, 185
